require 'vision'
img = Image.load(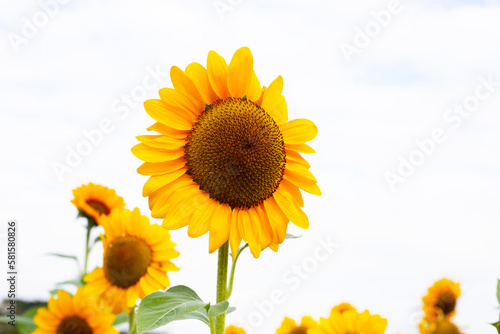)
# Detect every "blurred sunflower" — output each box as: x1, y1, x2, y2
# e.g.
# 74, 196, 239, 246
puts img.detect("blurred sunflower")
330, 303, 356, 315
226, 325, 246, 334
277, 316, 317, 334
83, 208, 179, 314
423, 278, 460, 321
419, 319, 463, 334
132, 47, 320, 258
33, 289, 117, 334
309, 309, 387, 334
71, 183, 125, 225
